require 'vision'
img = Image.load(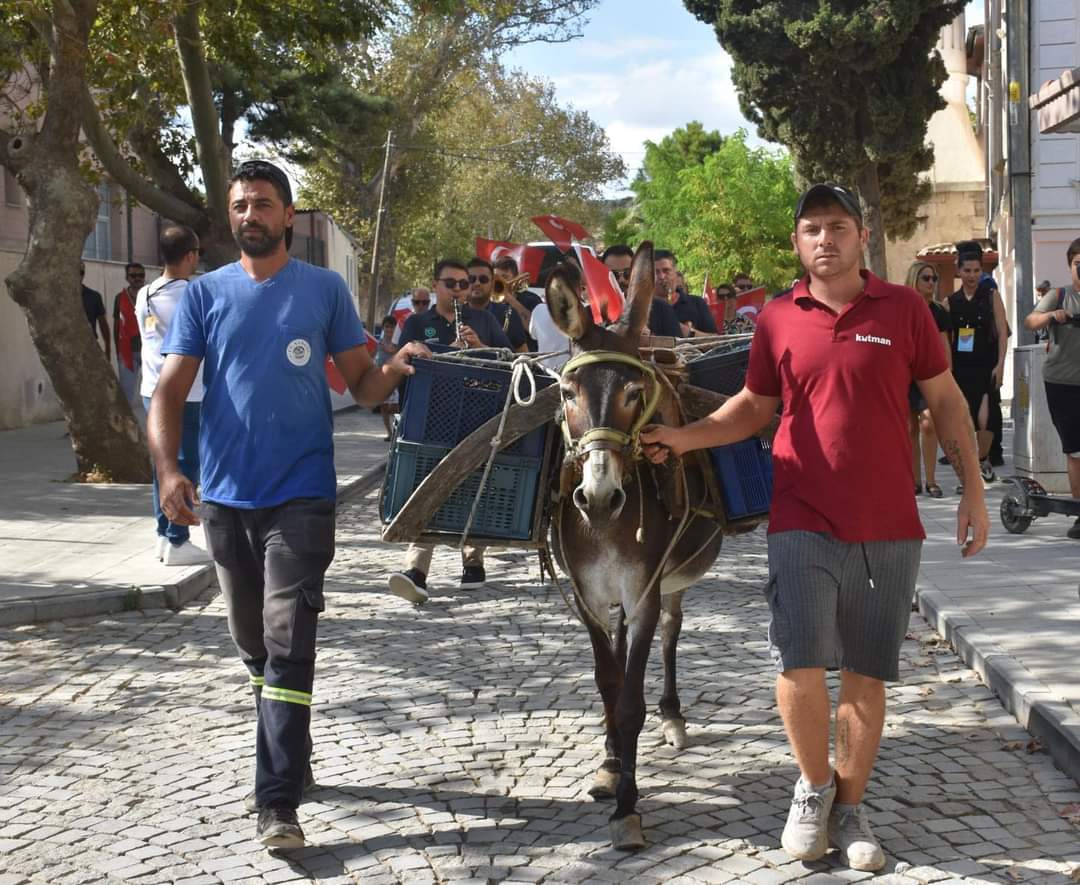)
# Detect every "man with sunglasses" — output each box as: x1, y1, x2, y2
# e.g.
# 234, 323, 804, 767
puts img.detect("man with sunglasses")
467, 256, 528, 352
150, 160, 427, 851
113, 262, 145, 408
715, 282, 757, 335
602, 243, 682, 337
389, 259, 510, 605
